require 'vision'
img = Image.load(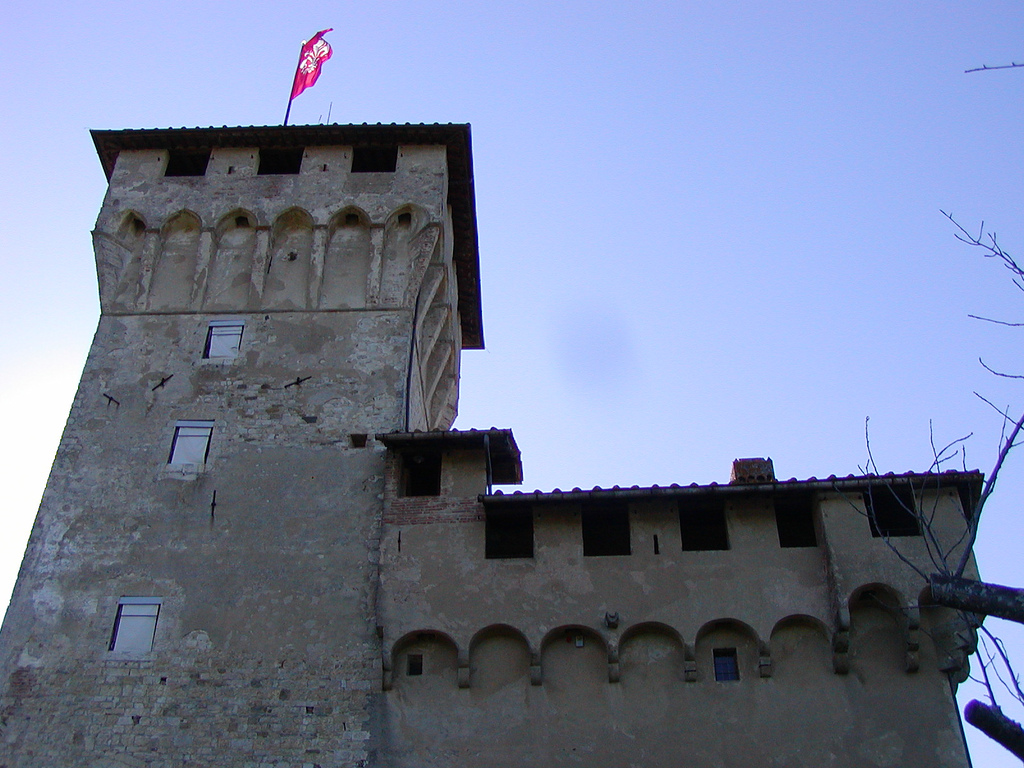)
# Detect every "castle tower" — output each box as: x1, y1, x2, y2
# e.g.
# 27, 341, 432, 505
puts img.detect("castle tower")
0, 124, 485, 765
